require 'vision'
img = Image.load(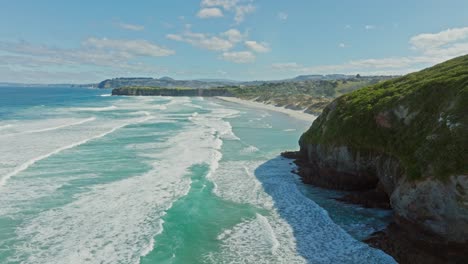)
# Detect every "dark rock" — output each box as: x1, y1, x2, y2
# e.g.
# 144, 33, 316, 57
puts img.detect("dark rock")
280, 151, 303, 159
365, 221, 468, 264
336, 186, 391, 209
